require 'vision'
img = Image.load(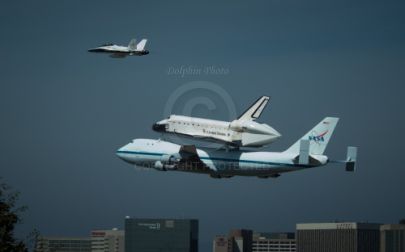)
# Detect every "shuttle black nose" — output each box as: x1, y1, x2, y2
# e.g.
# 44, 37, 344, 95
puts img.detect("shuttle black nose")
152, 123, 166, 132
